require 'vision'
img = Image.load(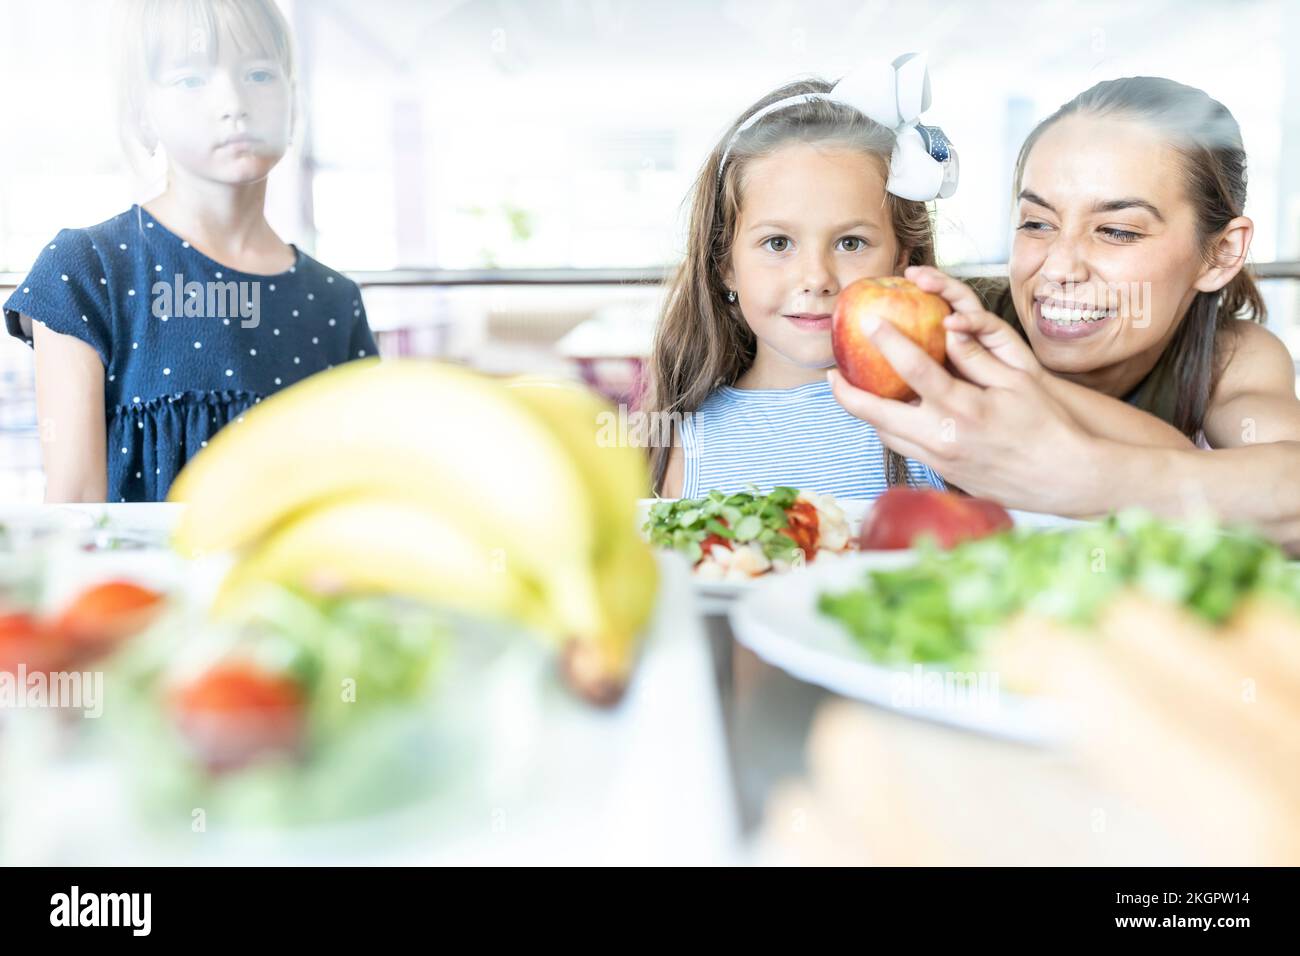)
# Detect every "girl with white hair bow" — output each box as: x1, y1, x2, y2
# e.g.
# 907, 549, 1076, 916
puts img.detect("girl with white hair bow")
644, 54, 957, 498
